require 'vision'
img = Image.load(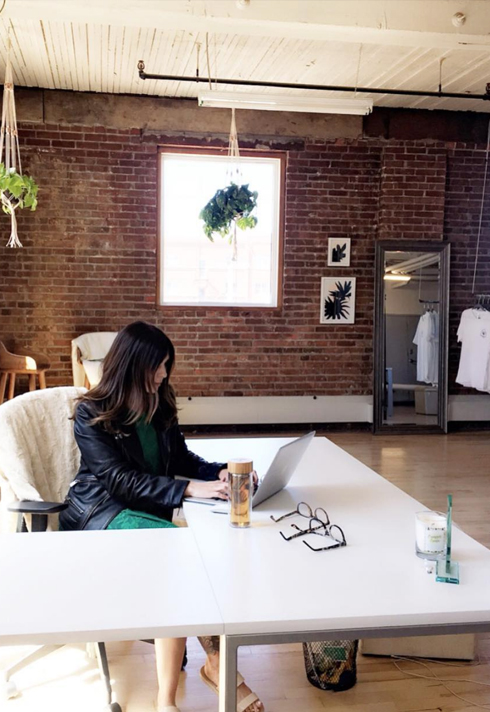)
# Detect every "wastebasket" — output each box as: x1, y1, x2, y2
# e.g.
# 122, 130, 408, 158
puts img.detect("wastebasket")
302, 639, 359, 692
